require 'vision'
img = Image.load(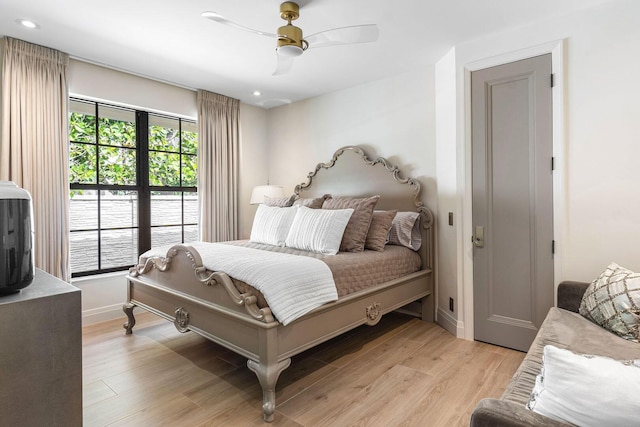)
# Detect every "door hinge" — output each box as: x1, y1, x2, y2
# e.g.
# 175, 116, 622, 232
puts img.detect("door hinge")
552, 240, 555, 254
551, 157, 555, 171
551, 73, 555, 88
